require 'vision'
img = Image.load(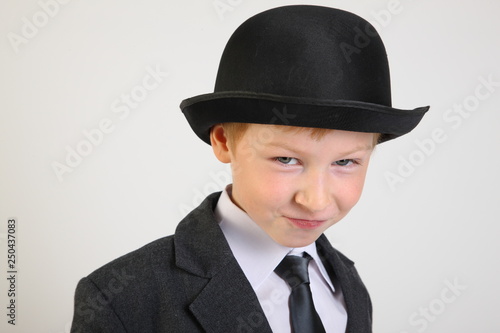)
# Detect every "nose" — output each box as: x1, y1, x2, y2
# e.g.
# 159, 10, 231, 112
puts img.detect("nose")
294, 170, 332, 213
